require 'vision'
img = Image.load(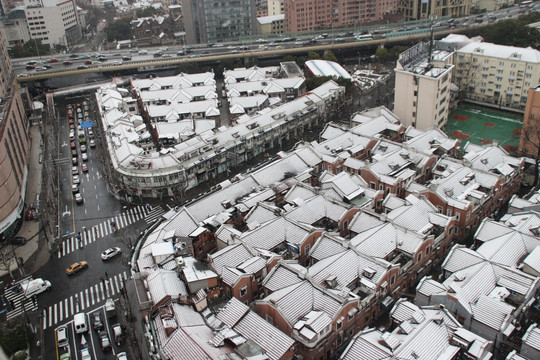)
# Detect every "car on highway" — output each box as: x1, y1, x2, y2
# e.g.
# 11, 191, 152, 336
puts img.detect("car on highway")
99, 330, 112, 351
122, 56, 131, 61
70, 141, 76, 149
16, 73, 29, 78
81, 163, 88, 172
80, 55, 91, 59
48, 58, 58, 63
57, 326, 68, 347
69, 130, 75, 140
153, 52, 163, 57
92, 312, 104, 331
84, 60, 93, 65
112, 61, 123, 65
72, 157, 78, 165
88, 129, 94, 137
26, 61, 37, 65
92, 60, 101, 64
80, 144, 87, 152
66, 261, 88, 275
71, 149, 78, 157
101, 247, 121, 260
138, 50, 148, 55
26, 65, 35, 70
89, 139, 96, 148
73, 175, 80, 184
63, 61, 73, 66
75, 193, 83, 204
77, 65, 89, 70
82, 153, 88, 162
35, 66, 48, 71
176, 50, 185, 56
